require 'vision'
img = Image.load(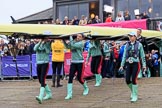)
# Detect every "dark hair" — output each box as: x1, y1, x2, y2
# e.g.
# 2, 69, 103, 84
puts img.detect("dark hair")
9, 39, 16, 45
137, 28, 142, 32
79, 33, 85, 37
